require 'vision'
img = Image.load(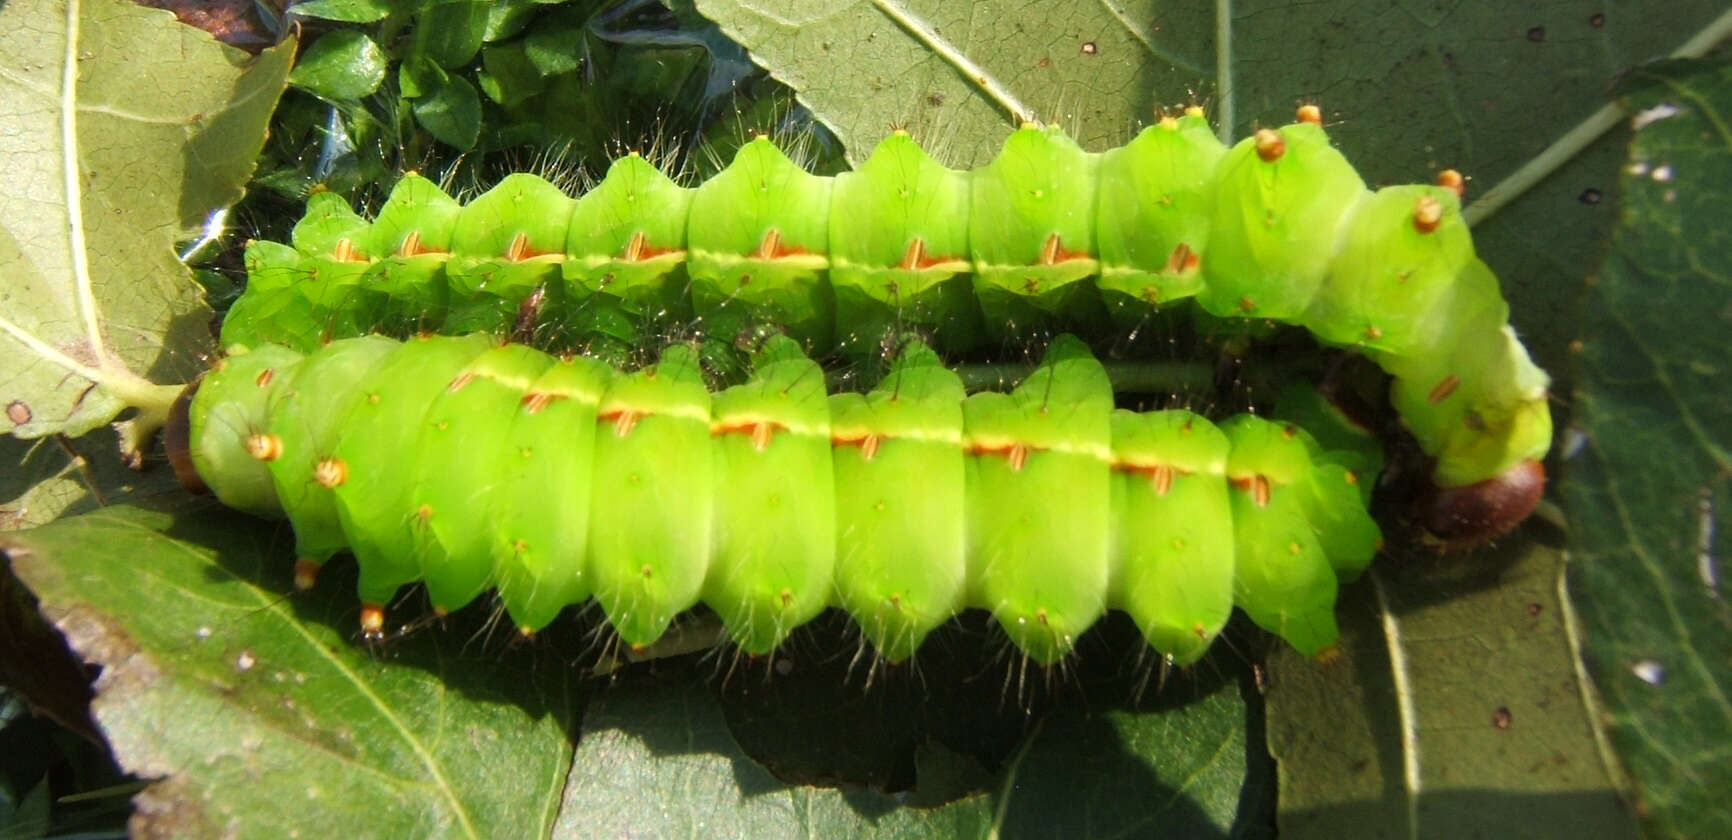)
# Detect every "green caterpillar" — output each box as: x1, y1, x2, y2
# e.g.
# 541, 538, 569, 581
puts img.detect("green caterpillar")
172, 332, 1382, 666
222, 105, 1553, 545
